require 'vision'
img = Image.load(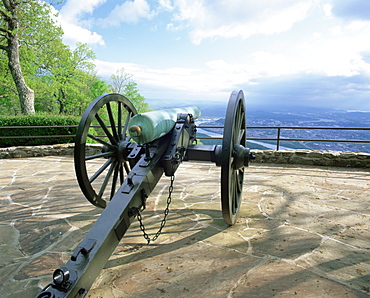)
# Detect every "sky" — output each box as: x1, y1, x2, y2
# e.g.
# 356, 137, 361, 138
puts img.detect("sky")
52, 0, 370, 111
